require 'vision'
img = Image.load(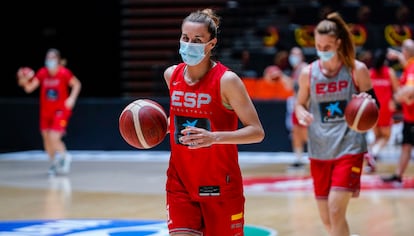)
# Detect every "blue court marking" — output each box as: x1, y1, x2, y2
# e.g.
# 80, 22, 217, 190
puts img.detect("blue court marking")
0, 219, 277, 236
